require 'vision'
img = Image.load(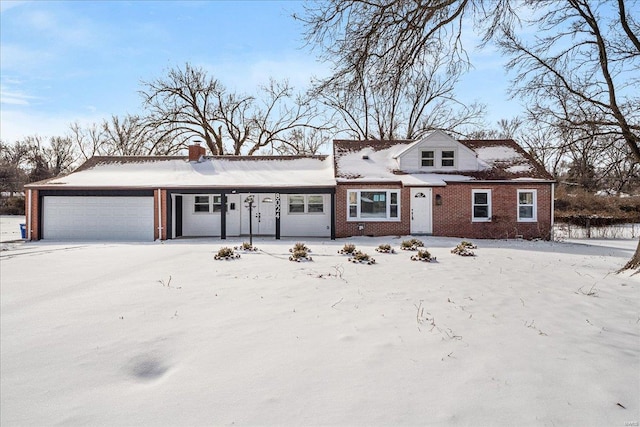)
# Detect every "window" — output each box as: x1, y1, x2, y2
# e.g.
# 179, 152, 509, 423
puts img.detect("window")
518, 190, 537, 222
472, 190, 491, 221
212, 195, 222, 213
194, 195, 222, 213
288, 195, 324, 214
347, 190, 400, 221
421, 150, 434, 167
194, 196, 210, 213
441, 150, 455, 167
307, 195, 324, 213
289, 195, 305, 213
